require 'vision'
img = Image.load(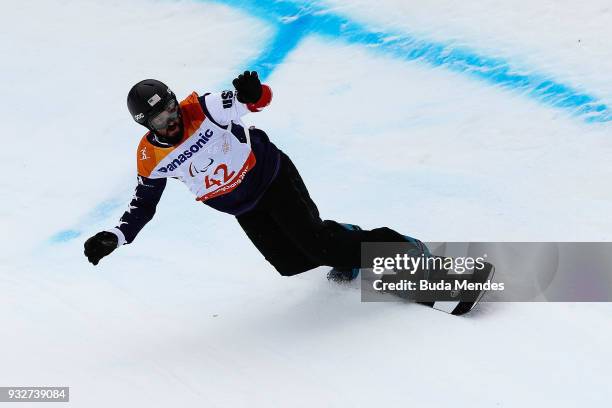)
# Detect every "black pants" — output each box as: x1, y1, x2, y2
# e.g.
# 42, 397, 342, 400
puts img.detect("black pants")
237, 152, 413, 276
